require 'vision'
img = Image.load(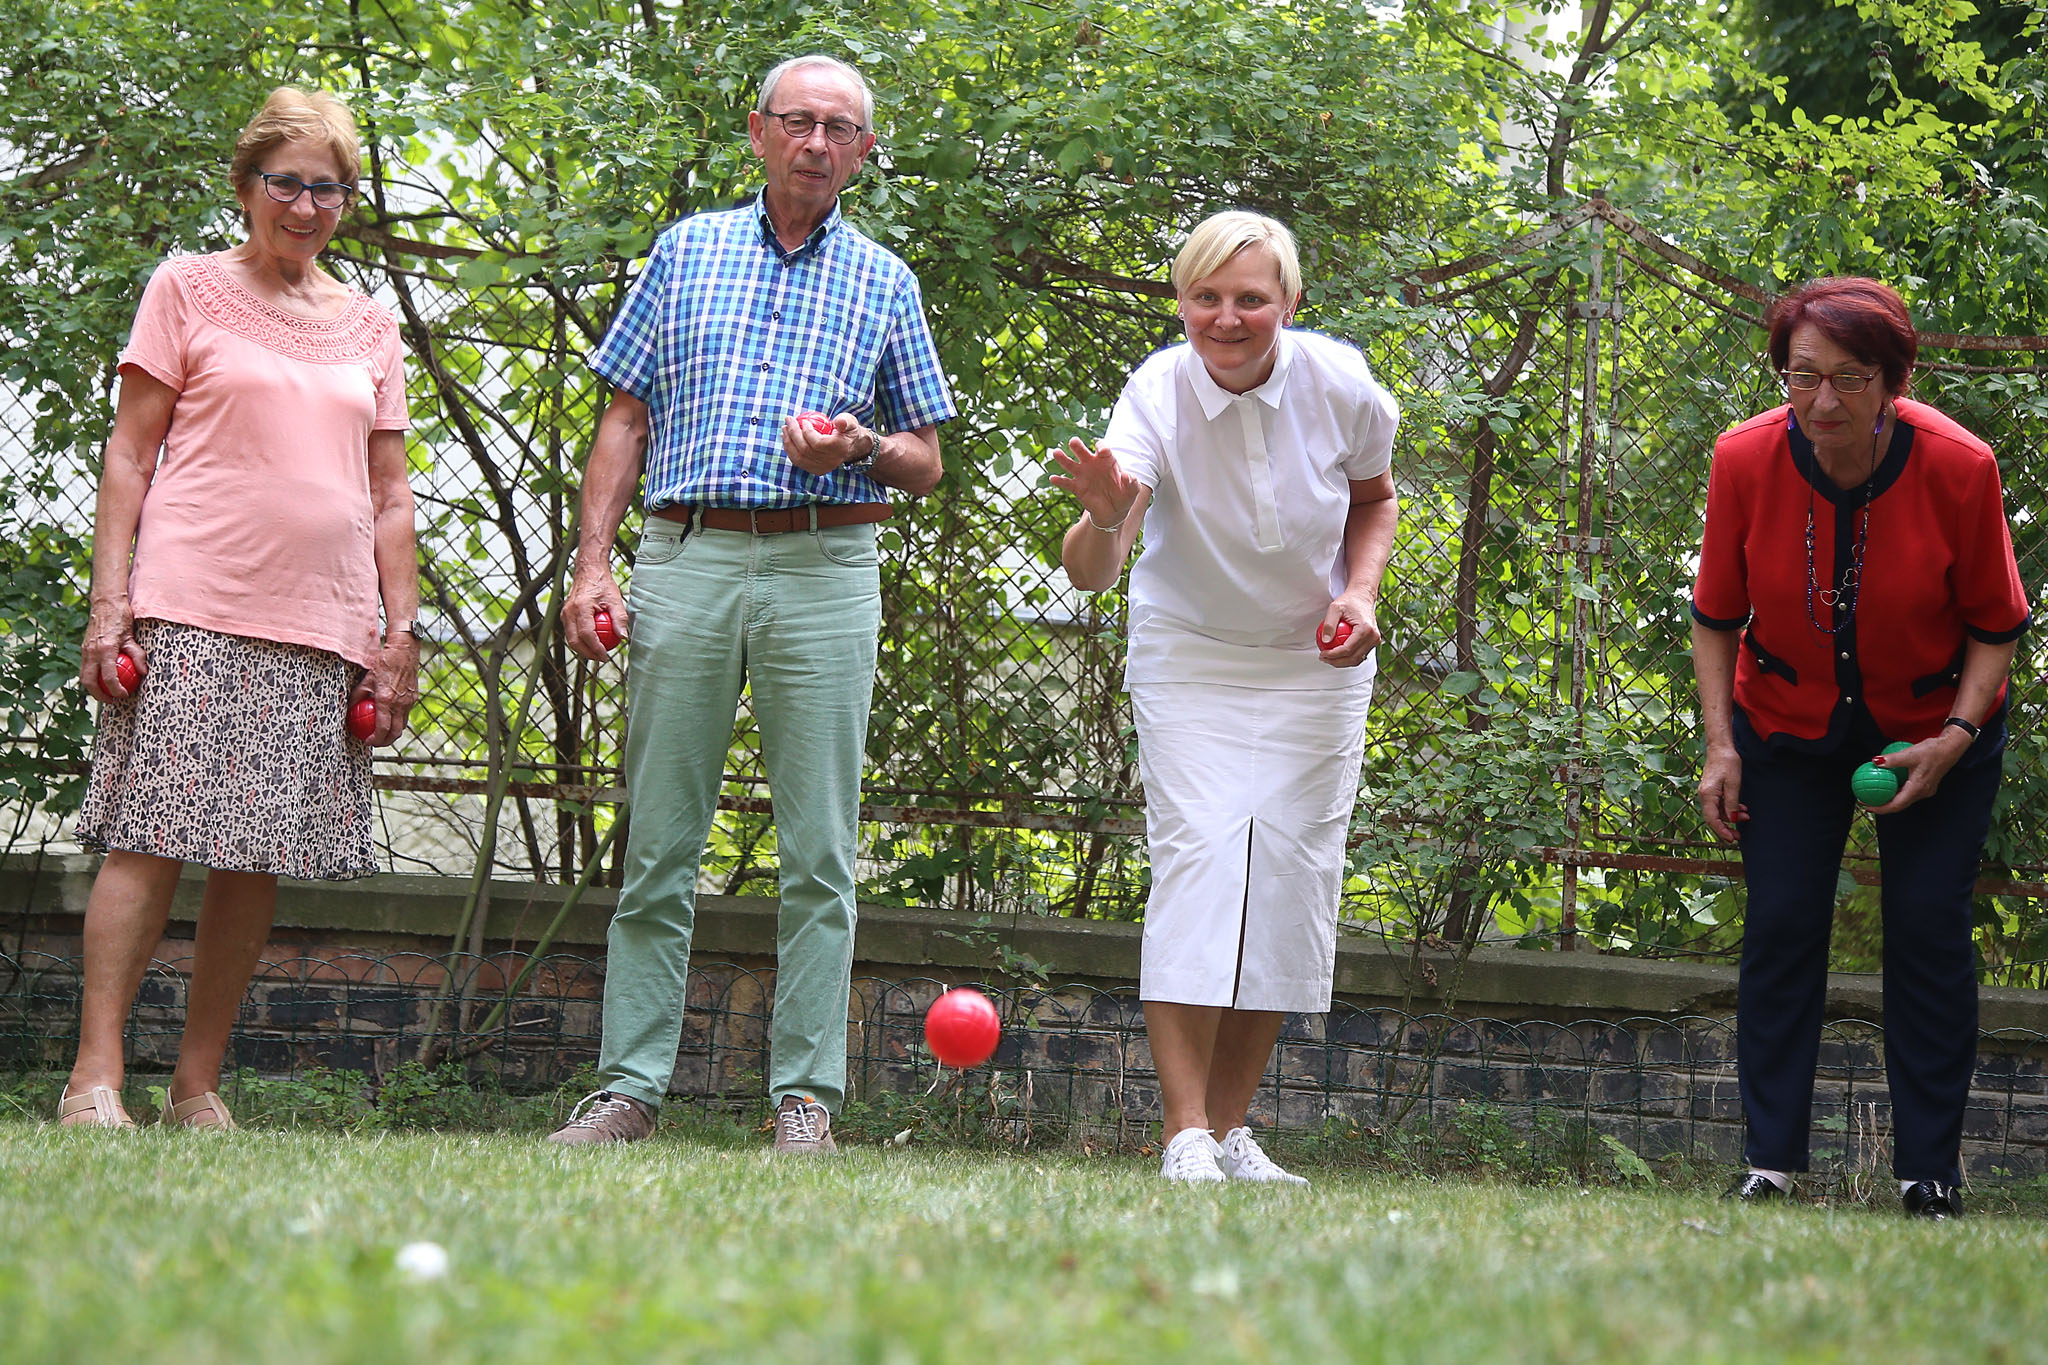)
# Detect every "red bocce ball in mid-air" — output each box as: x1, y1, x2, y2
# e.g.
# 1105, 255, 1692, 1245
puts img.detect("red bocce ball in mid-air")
924, 987, 1001, 1068
347, 697, 377, 742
